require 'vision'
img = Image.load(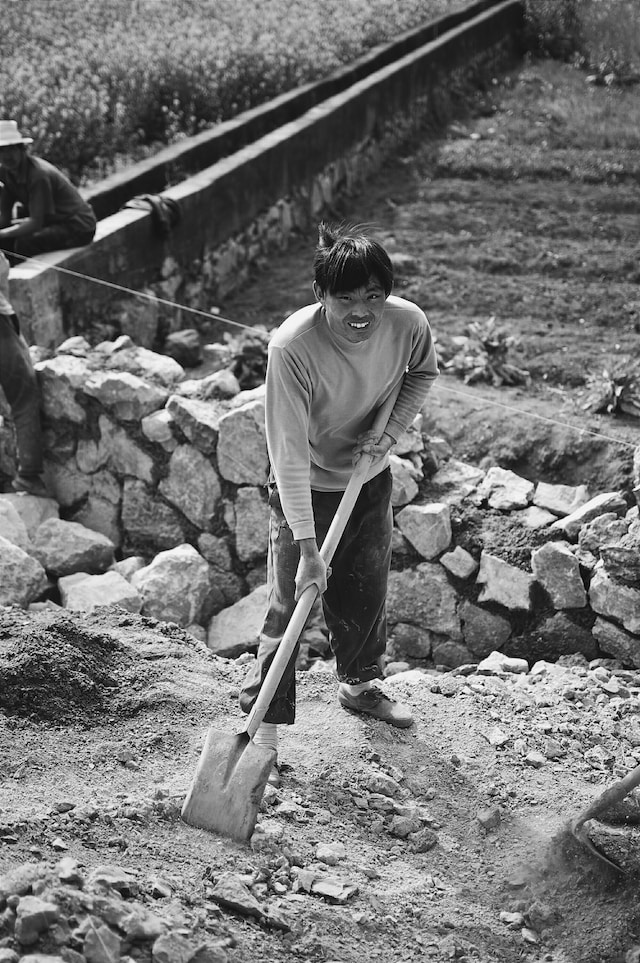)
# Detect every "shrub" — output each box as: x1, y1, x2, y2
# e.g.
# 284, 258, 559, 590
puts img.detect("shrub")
0, 0, 459, 184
